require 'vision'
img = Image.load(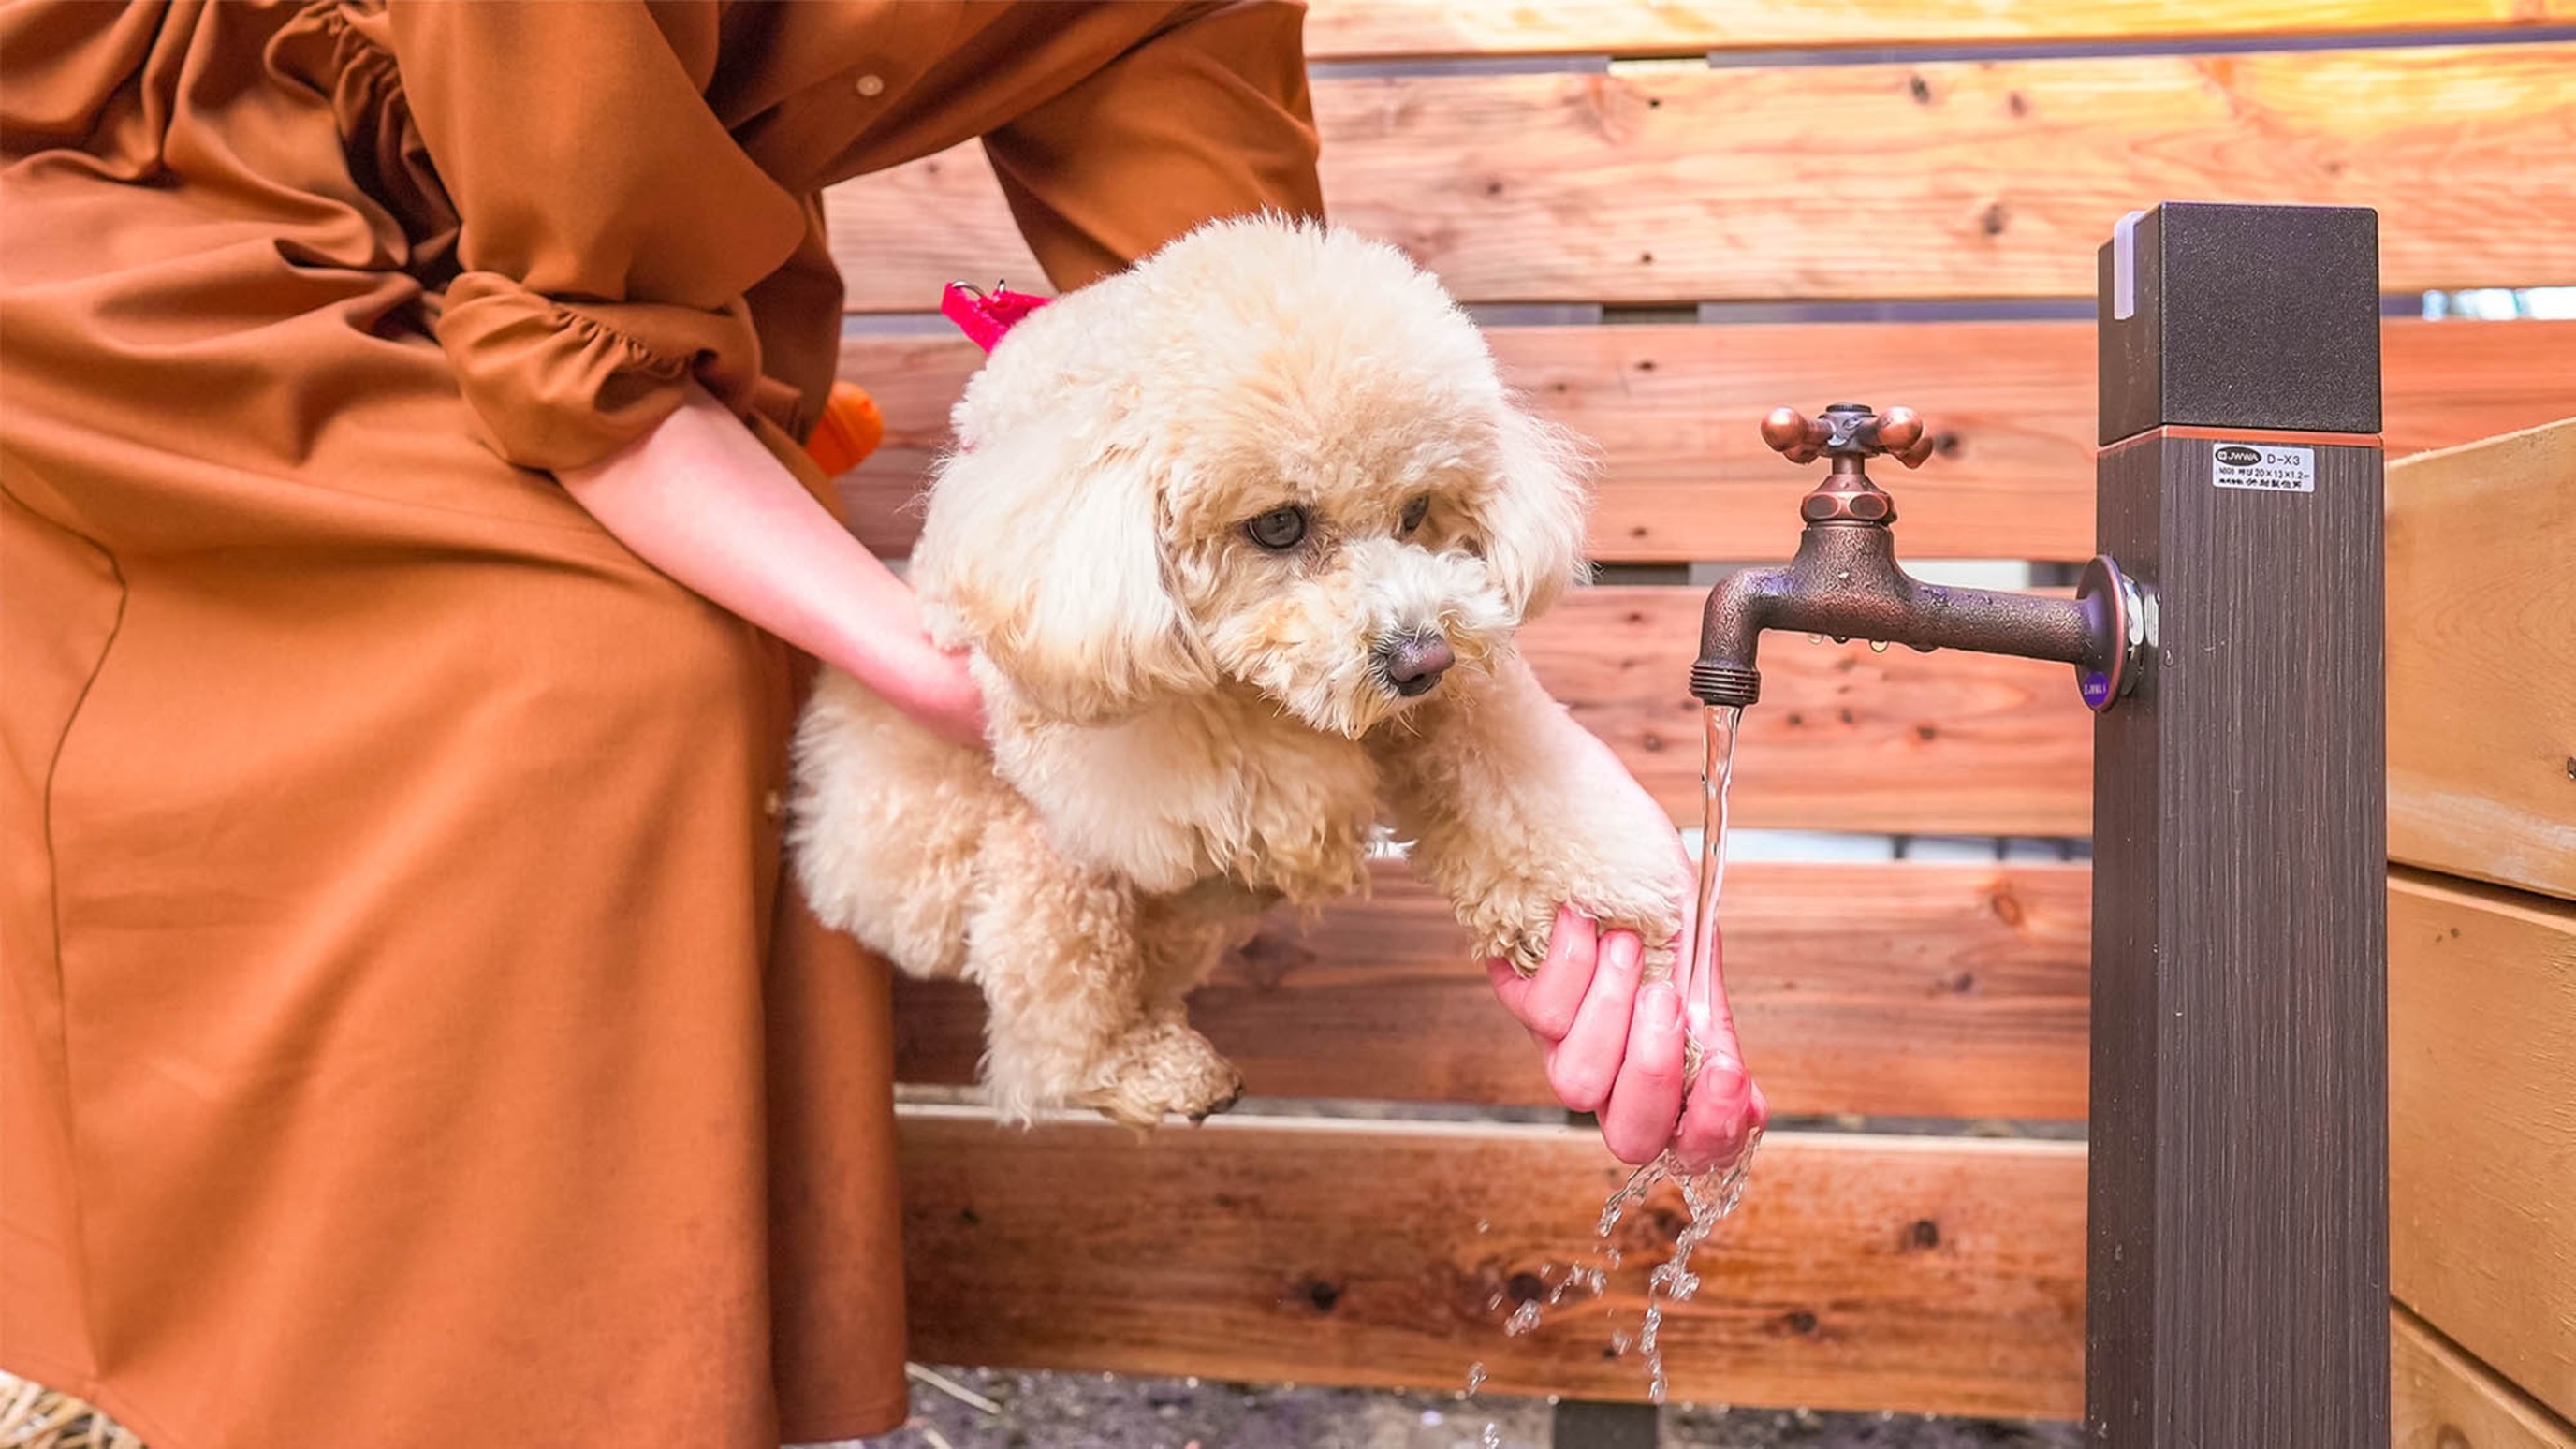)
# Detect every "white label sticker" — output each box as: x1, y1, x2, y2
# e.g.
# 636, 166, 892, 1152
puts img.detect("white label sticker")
2211, 442, 2315, 492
